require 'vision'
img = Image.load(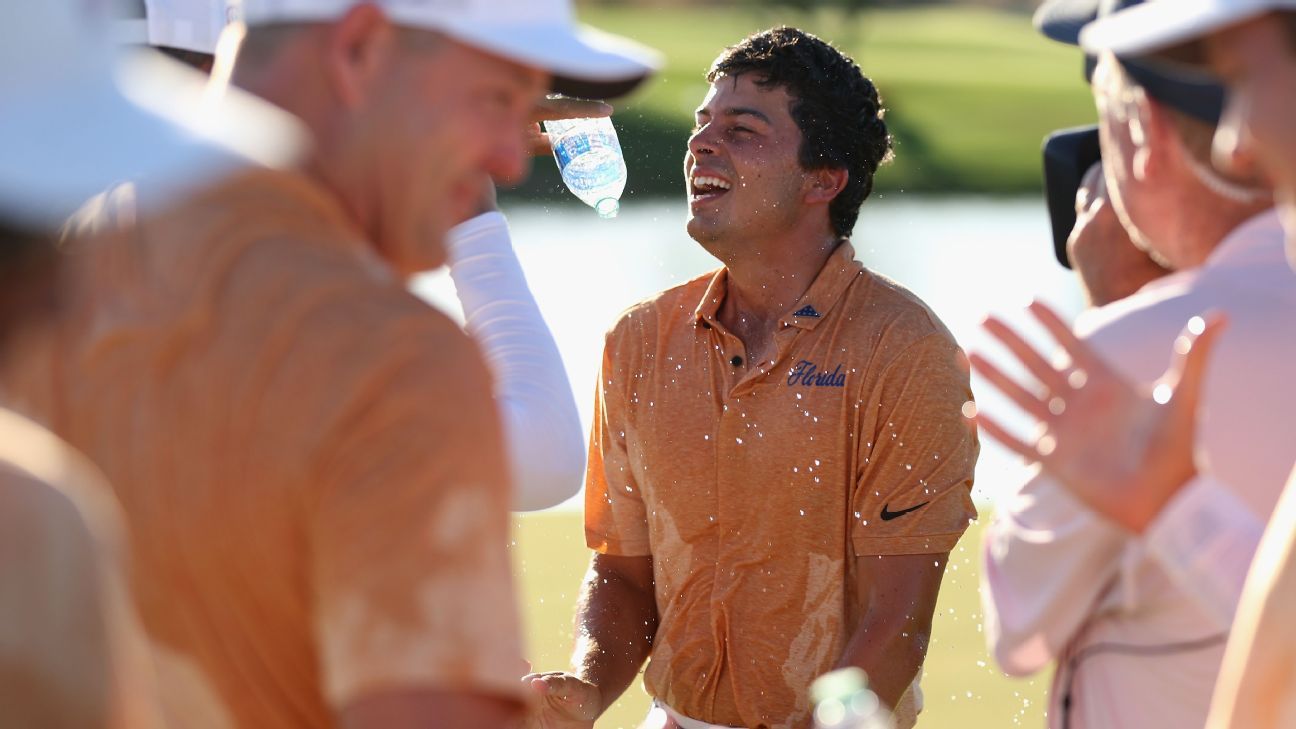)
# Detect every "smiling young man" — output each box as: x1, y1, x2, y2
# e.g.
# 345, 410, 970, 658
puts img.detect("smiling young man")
525, 27, 978, 729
